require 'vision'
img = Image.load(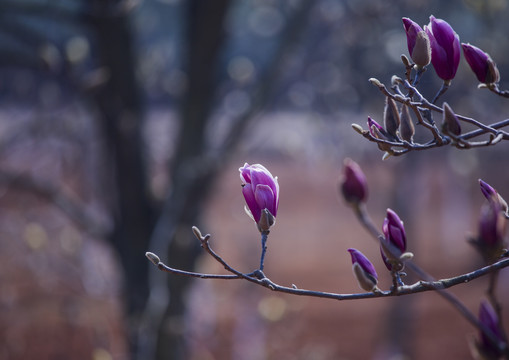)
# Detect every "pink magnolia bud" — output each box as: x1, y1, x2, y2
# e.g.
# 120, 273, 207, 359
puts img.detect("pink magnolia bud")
402, 17, 431, 67
239, 163, 279, 231
425, 16, 461, 82
462, 43, 500, 85
348, 248, 378, 292
340, 158, 368, 206
381, 208, 407, 271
